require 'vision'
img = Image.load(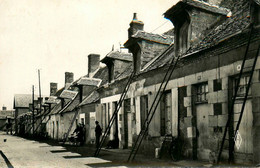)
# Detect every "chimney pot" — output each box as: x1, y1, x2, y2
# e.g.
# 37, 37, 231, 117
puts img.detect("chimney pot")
133, 13, 137, 20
